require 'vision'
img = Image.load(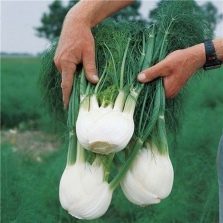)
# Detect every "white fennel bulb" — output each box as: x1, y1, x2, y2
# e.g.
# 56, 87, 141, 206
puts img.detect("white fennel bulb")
59, 161, 112, 220
121, 145, 174, 206
76, 90, 137, 154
